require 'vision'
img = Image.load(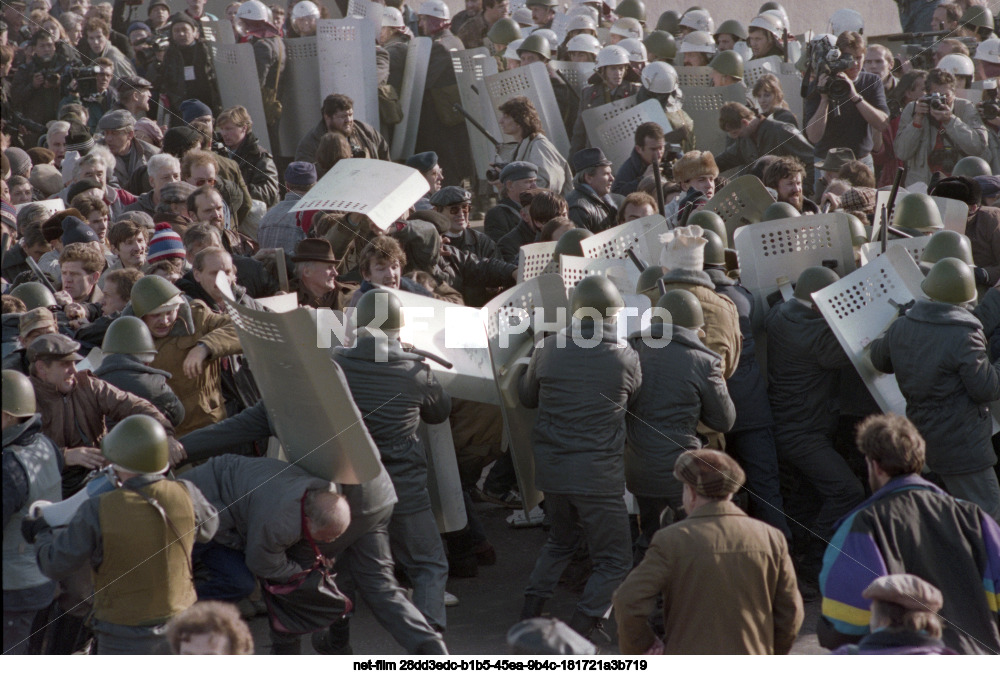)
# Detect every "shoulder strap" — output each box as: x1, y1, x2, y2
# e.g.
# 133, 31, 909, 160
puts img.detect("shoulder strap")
127, 484, 194, 575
